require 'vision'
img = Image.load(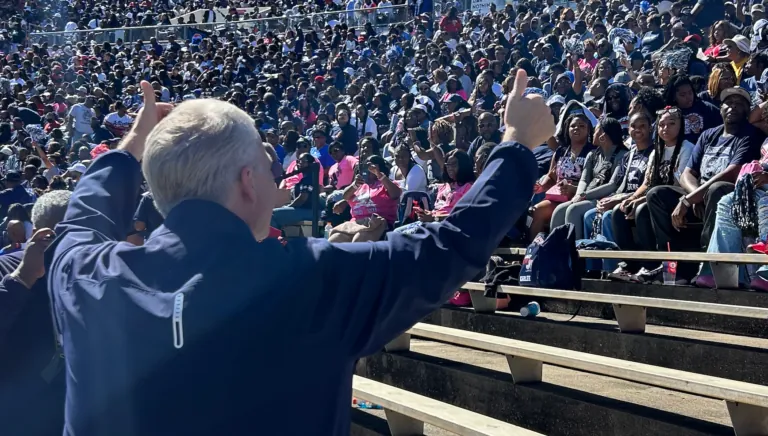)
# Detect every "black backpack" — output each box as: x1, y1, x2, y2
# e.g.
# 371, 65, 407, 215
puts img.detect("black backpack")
519, 223, 582, 290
